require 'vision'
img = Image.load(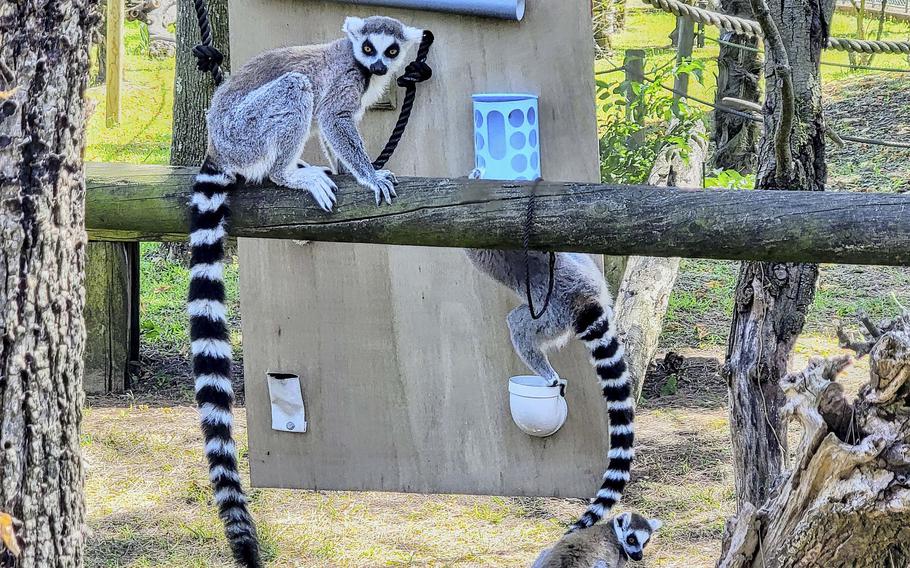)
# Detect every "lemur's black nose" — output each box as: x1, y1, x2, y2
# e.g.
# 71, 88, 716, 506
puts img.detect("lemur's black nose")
630, 551, 643, 561
370, 62, 388, 75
